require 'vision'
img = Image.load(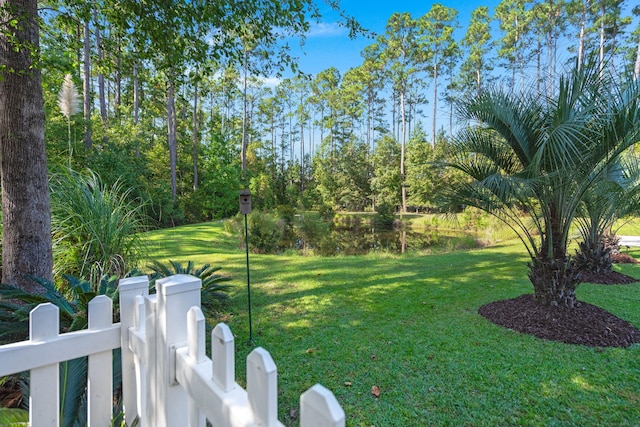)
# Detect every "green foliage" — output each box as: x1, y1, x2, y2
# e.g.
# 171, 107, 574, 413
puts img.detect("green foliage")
0, 408, 29, 426
371, 134, 401, 208
247, 211, 284, 254
296, 212, 331, 251
375, 202, 397, 227
147, 260, 232, 311
50, 169, 148, 287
